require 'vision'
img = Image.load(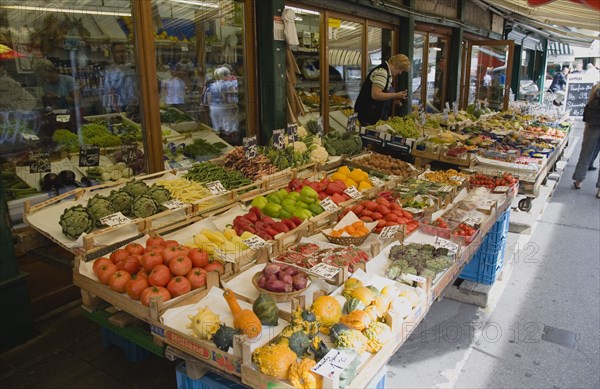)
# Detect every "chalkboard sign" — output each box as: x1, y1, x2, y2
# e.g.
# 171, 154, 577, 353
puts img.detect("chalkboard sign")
566, 74, 596, 117
79, 145, 100, 167
121, 143, 137, 164
29, 151, 51, 173
272, 129, 285, 150
287, 123, 298, 143
243, 136, 258, 159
